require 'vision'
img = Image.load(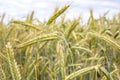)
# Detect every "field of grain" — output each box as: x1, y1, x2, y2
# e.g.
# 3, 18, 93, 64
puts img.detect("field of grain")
0, 5, 120, 80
